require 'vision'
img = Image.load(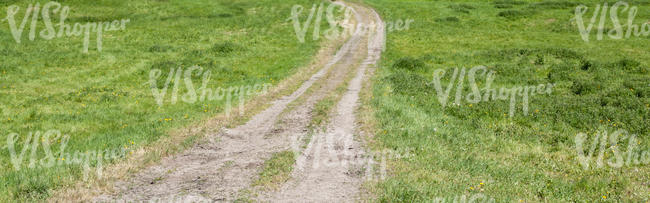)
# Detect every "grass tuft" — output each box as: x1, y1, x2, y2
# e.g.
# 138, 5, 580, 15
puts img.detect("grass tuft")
614, 59, 641, 70
497, 10, 533, 19
212, 42, 244, 55
254, 151, 296, 190
392, 57, 425, 71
